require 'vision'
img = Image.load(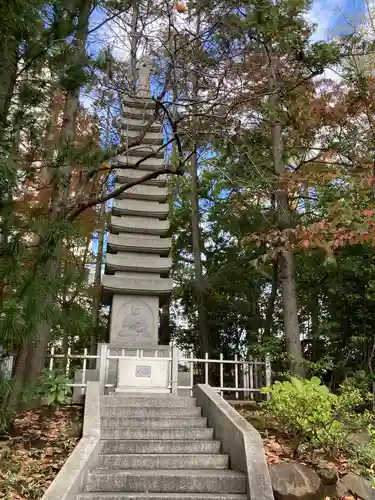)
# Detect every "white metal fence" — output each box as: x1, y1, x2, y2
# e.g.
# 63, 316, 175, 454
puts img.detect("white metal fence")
45, 344, 271, 401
